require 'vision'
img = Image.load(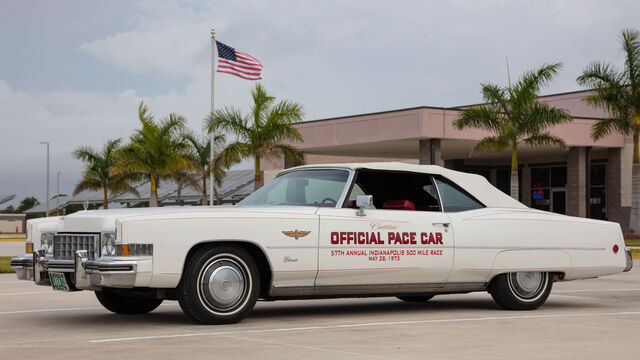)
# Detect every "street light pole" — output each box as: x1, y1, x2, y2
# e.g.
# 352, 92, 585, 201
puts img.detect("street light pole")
39, 142, 49, 217
56, 171, 61, 215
